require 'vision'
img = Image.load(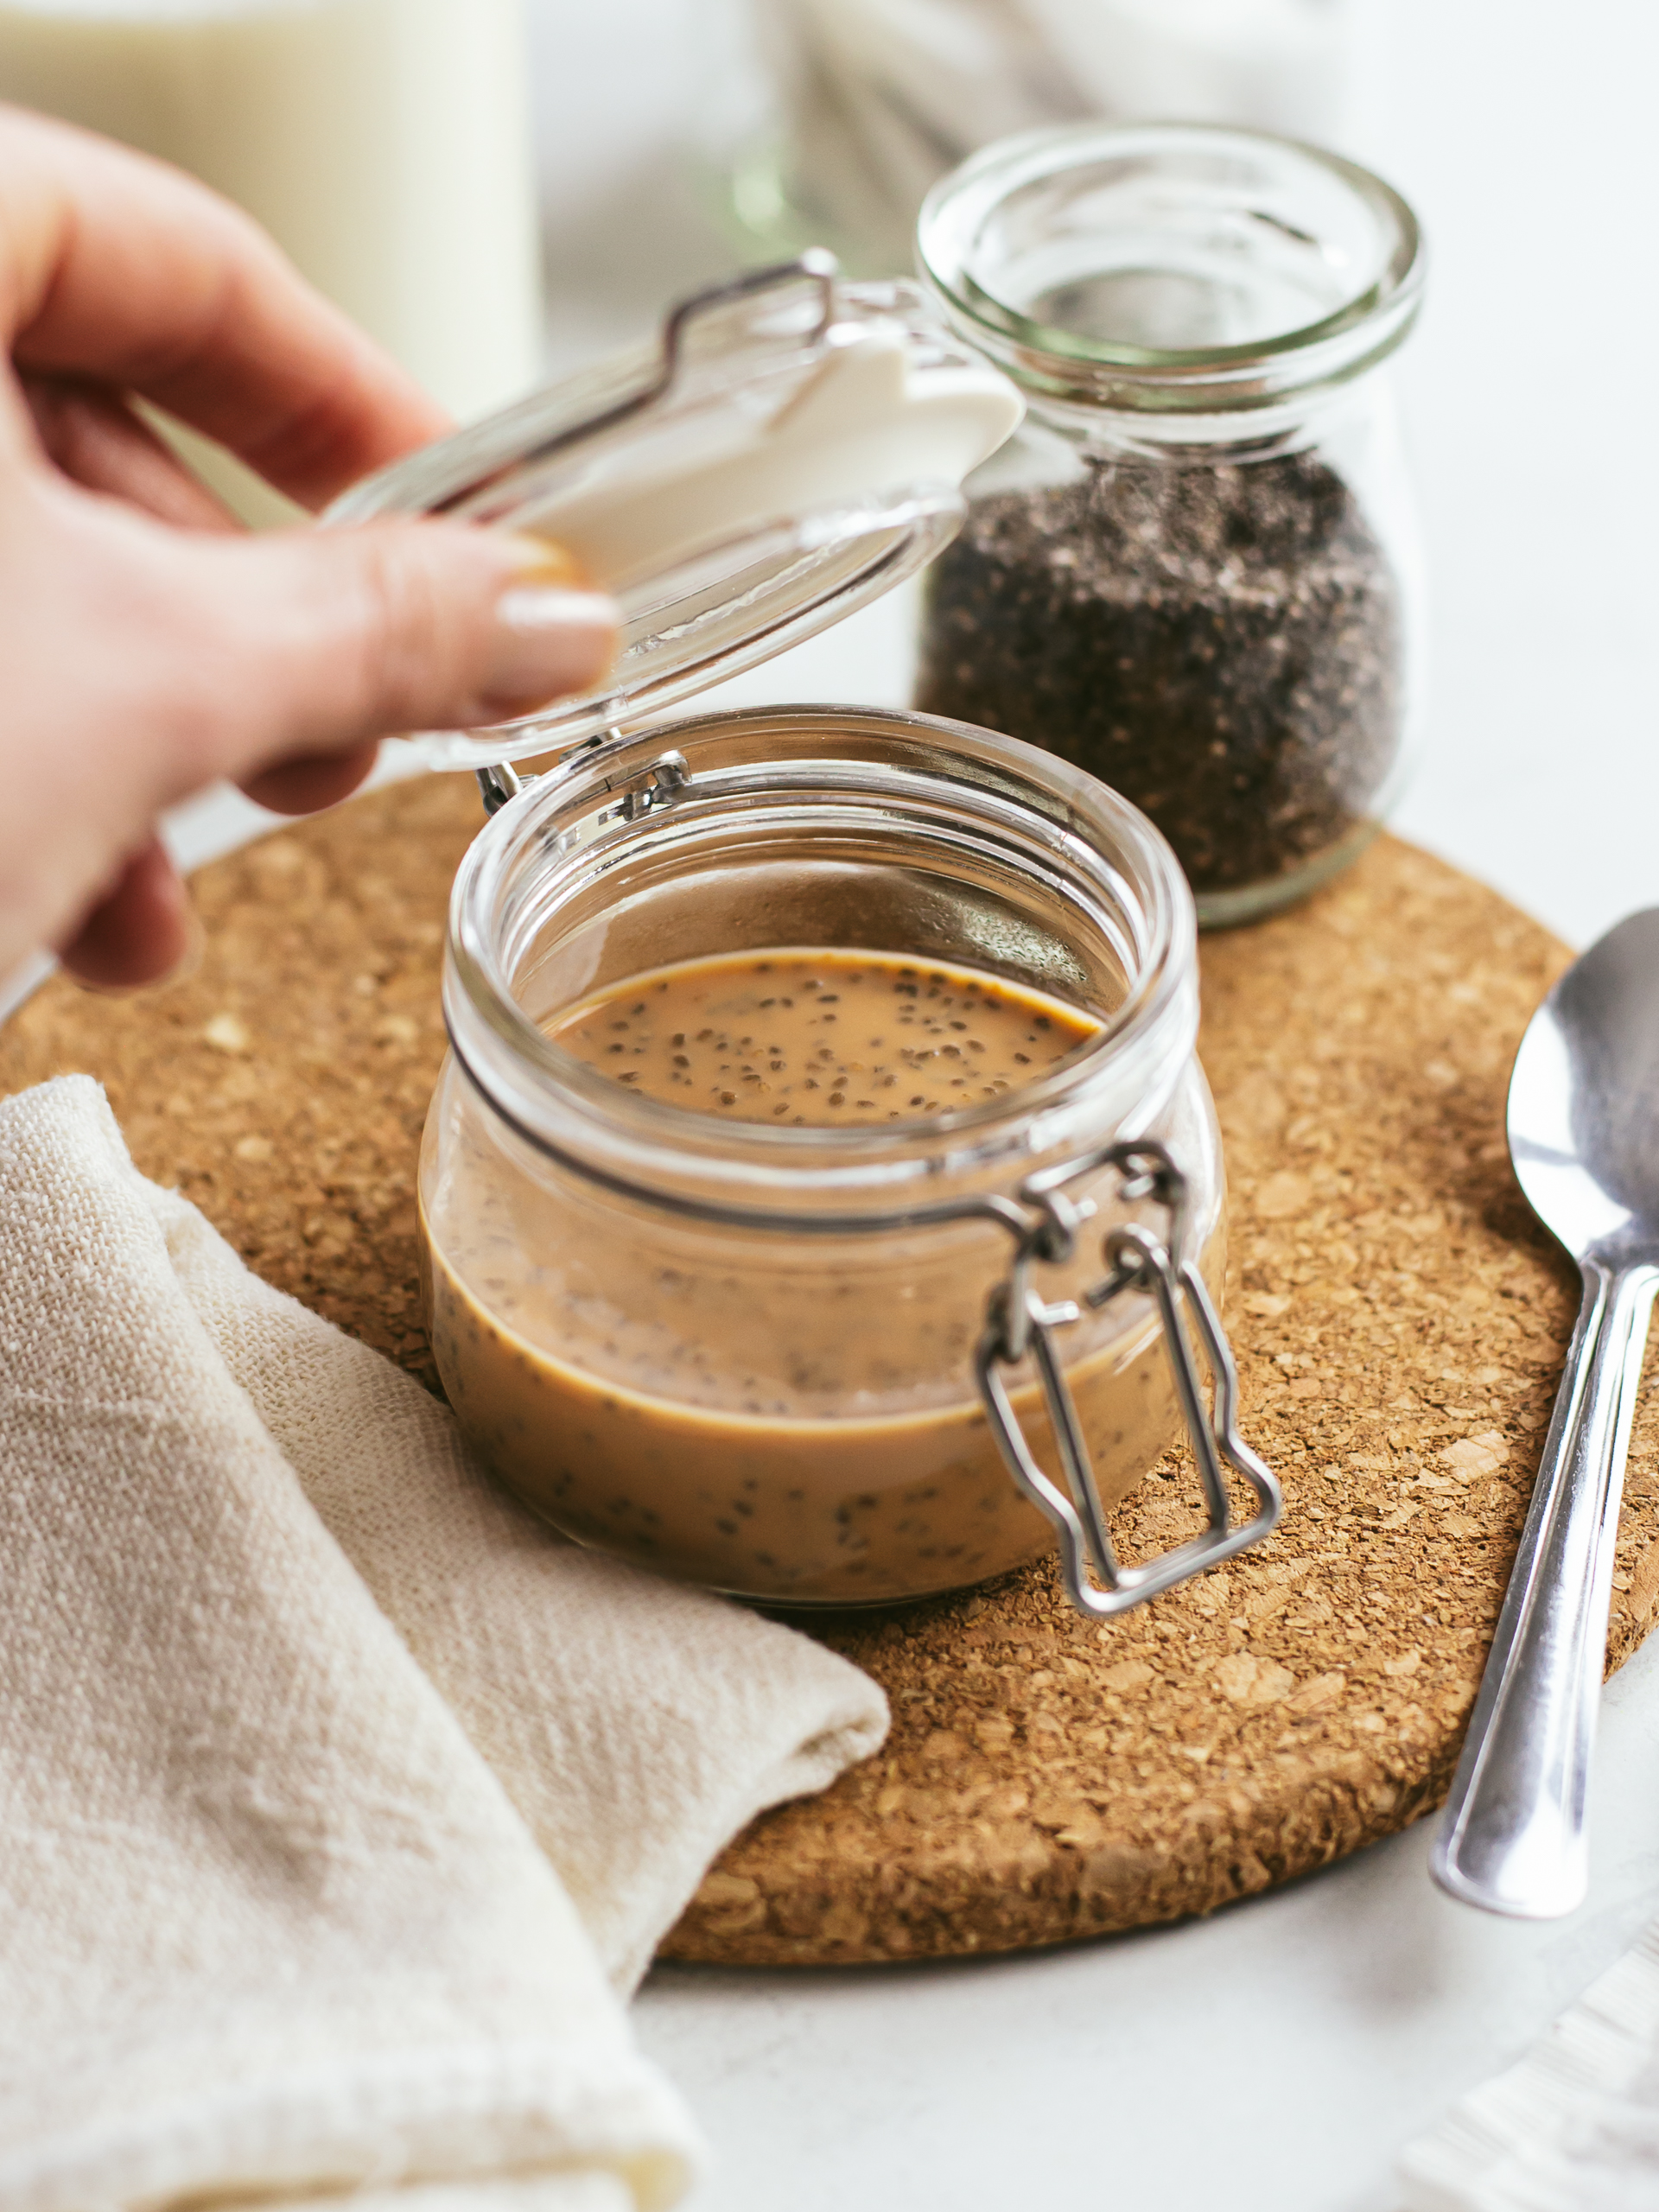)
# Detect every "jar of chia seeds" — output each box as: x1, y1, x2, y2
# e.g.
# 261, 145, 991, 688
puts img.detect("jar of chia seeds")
420, 704, 1276, 1611
912, 124, 1427, 927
